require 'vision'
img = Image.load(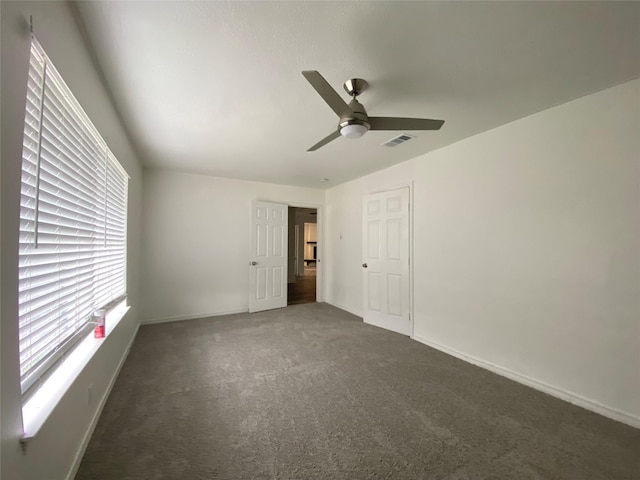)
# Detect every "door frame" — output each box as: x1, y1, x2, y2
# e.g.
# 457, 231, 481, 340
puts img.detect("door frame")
364, 182, 414, 338
287, 203, 323, 303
